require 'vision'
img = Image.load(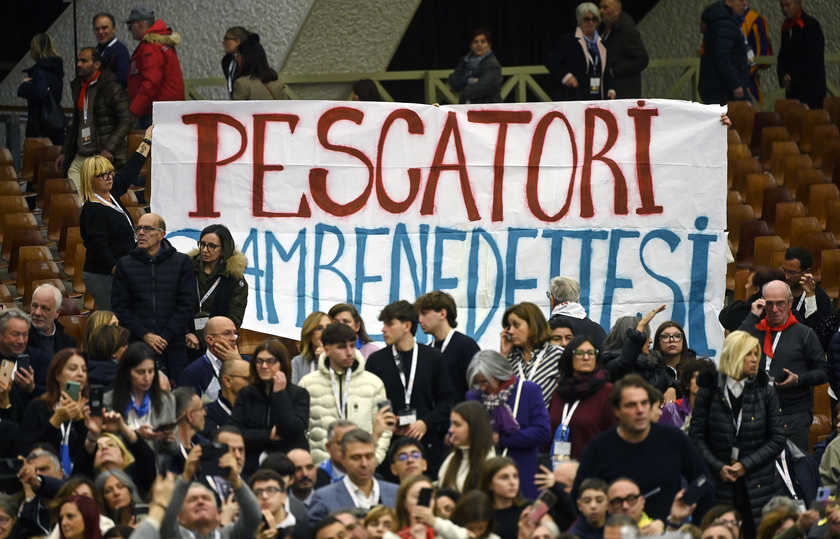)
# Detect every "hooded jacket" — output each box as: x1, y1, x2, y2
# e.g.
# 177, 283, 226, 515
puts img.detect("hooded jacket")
297, 354, 392, 464
188, 249, 249, 330
128, 19, 185, 117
